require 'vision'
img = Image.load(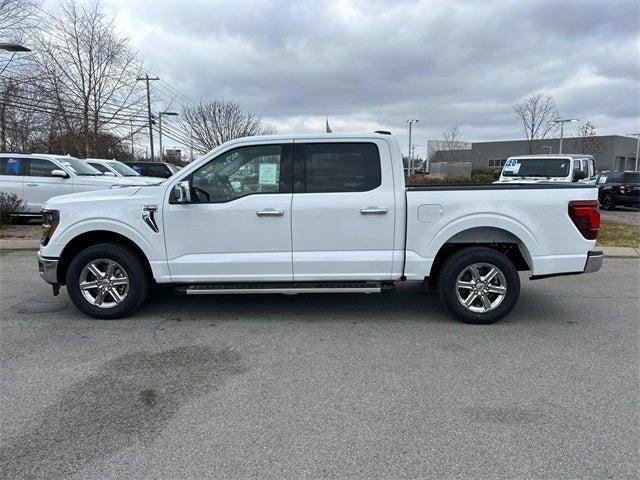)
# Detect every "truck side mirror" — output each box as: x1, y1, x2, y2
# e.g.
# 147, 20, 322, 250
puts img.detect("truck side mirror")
573, 170, 587, 182
173, 180, 192, 203
51, 169, 69, 178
